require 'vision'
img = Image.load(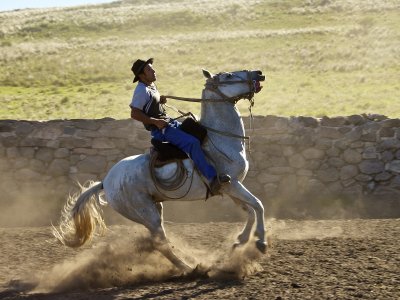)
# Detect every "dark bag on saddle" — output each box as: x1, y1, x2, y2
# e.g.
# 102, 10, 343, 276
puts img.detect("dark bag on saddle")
179, 117, 207, 144
151, 117, 207, 162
